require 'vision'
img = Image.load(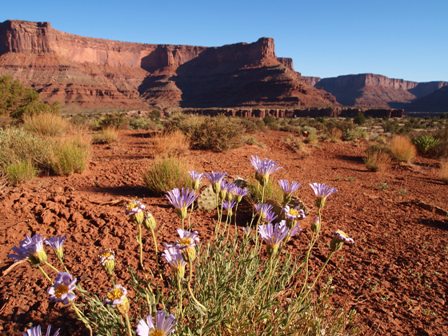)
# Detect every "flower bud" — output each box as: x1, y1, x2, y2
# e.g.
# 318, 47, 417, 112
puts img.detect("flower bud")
311, 216, 321, 233
144, 212, 157, 230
